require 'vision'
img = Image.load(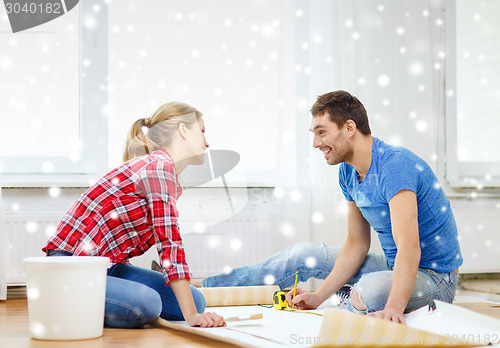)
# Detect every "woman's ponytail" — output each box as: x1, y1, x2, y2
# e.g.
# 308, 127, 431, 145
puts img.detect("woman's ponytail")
122, 118, 162, 162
